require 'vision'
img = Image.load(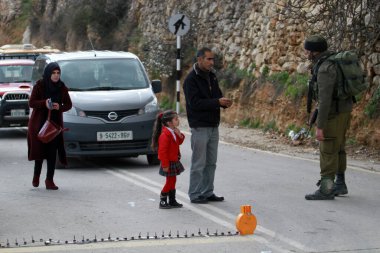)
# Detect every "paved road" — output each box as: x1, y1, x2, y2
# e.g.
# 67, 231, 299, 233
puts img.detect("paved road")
1, 127, 379, 253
